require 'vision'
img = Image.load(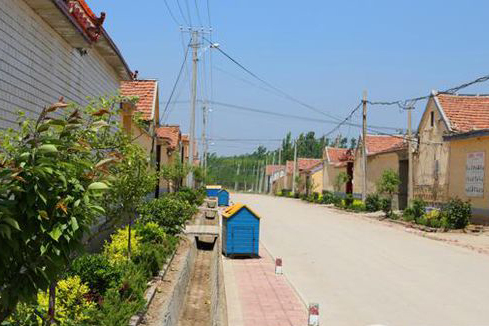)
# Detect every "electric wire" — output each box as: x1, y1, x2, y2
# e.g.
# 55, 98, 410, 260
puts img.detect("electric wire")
160, 40, 191, 125
183, 0, 193, 26
368, 73, 489, 109
194, 0, 203, 26
203, 37, 344, 123
163, 0, 182, 26
175, 0, 189, 26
